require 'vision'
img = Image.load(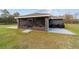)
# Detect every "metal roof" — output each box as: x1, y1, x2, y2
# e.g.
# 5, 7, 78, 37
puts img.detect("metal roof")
15, 13, 64, 19
15, 13, 51, 19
